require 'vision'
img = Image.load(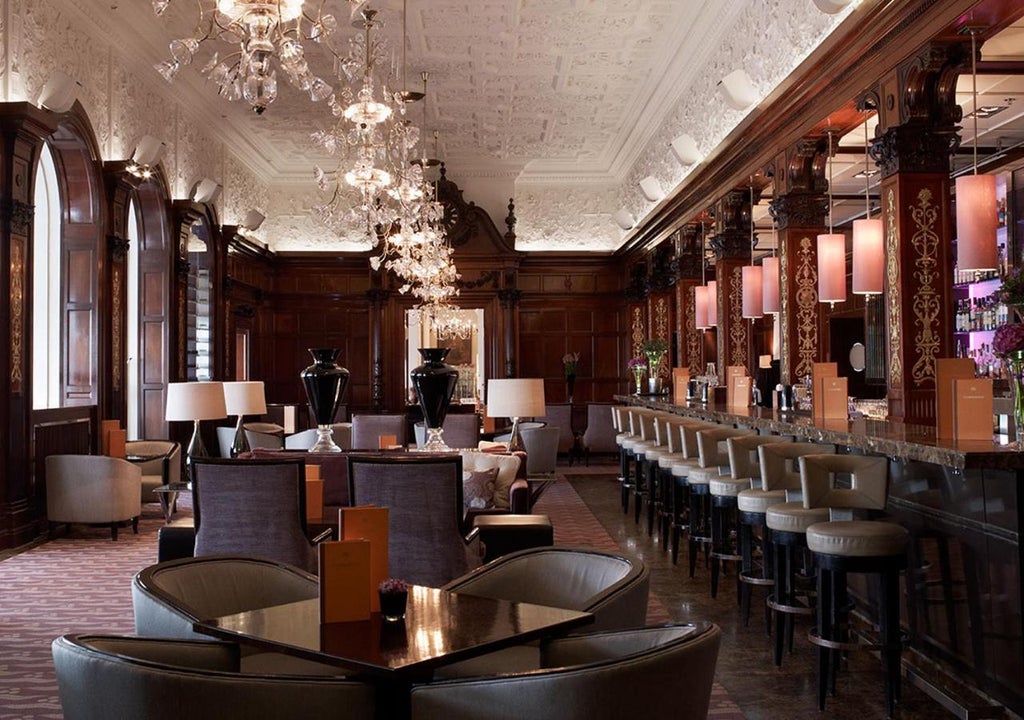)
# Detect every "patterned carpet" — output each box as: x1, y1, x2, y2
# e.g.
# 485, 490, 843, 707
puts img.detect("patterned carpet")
0, 477, 744, 719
